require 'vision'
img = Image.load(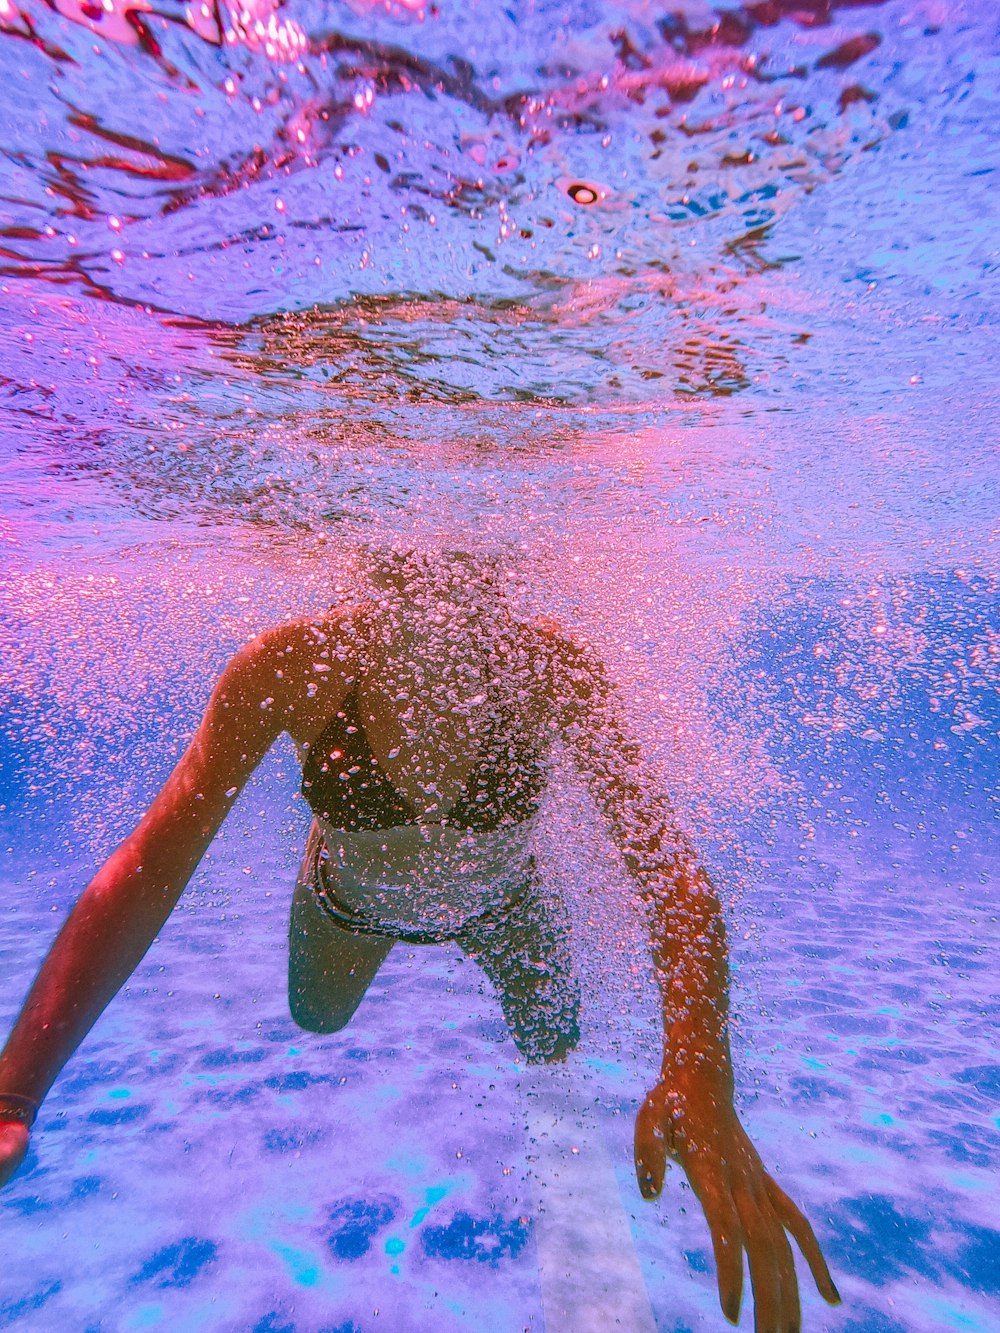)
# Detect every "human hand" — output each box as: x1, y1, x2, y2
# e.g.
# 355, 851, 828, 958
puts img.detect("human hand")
0, 1120, 30, 1190
635, 1079, 840, 1331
